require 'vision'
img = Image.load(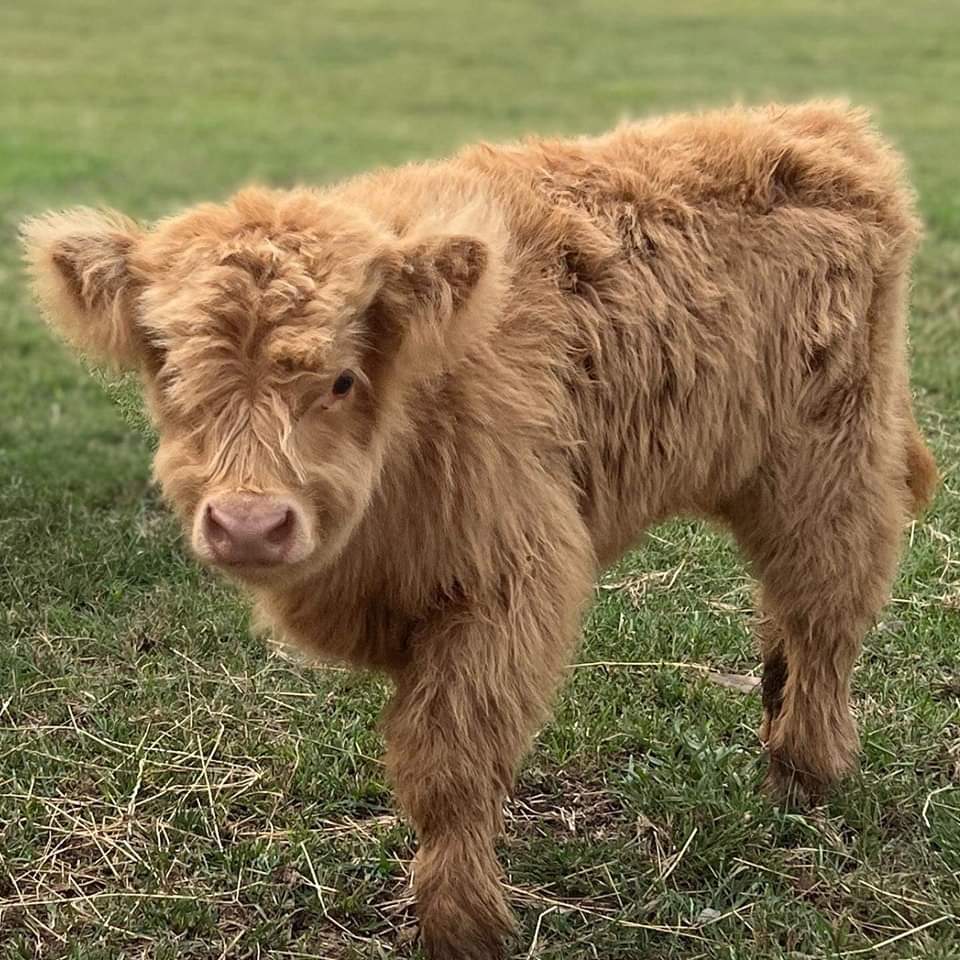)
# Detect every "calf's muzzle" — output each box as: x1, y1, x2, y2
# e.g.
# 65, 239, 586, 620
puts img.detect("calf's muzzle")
201, 492, 301, 566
